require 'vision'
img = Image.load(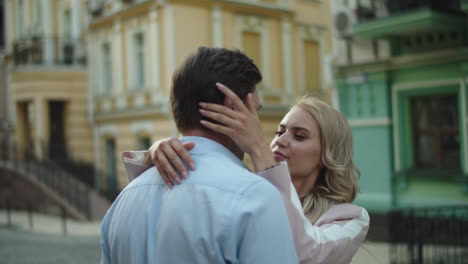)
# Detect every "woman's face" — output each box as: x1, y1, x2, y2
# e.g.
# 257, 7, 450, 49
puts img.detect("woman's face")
270, 106, 322, 181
